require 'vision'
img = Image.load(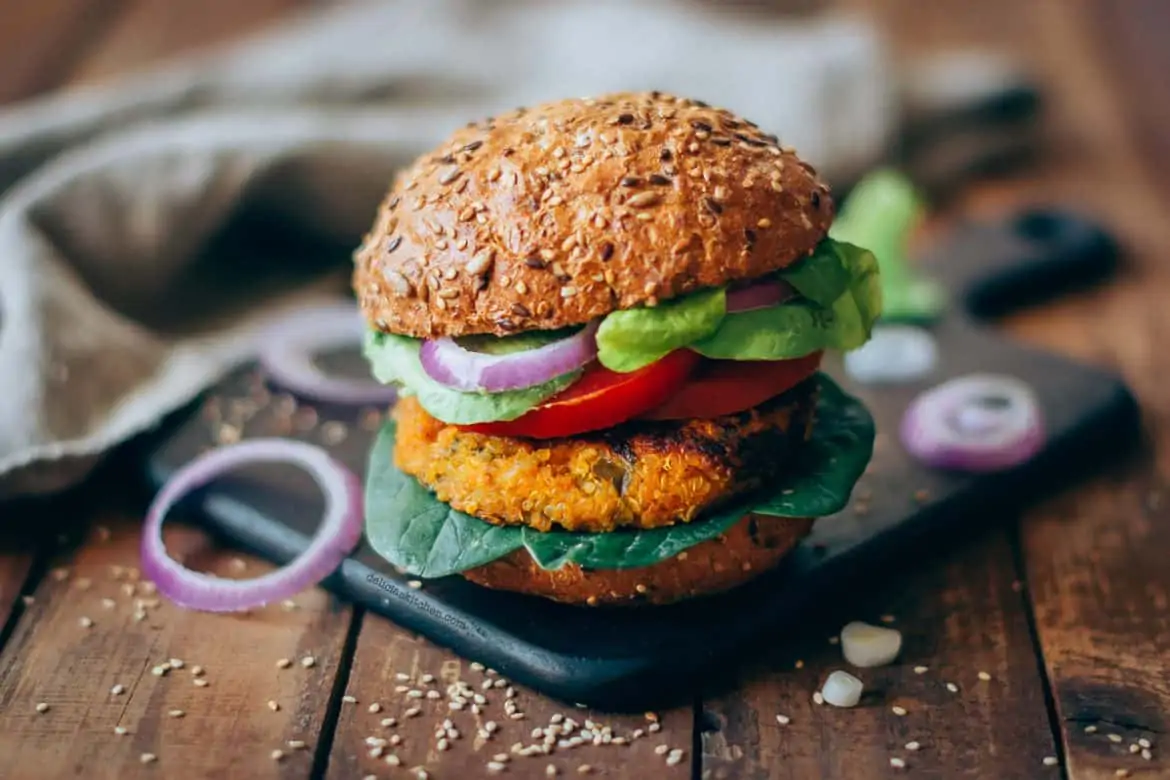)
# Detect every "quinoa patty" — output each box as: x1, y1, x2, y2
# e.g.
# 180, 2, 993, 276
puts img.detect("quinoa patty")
392, 380, 819, 533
